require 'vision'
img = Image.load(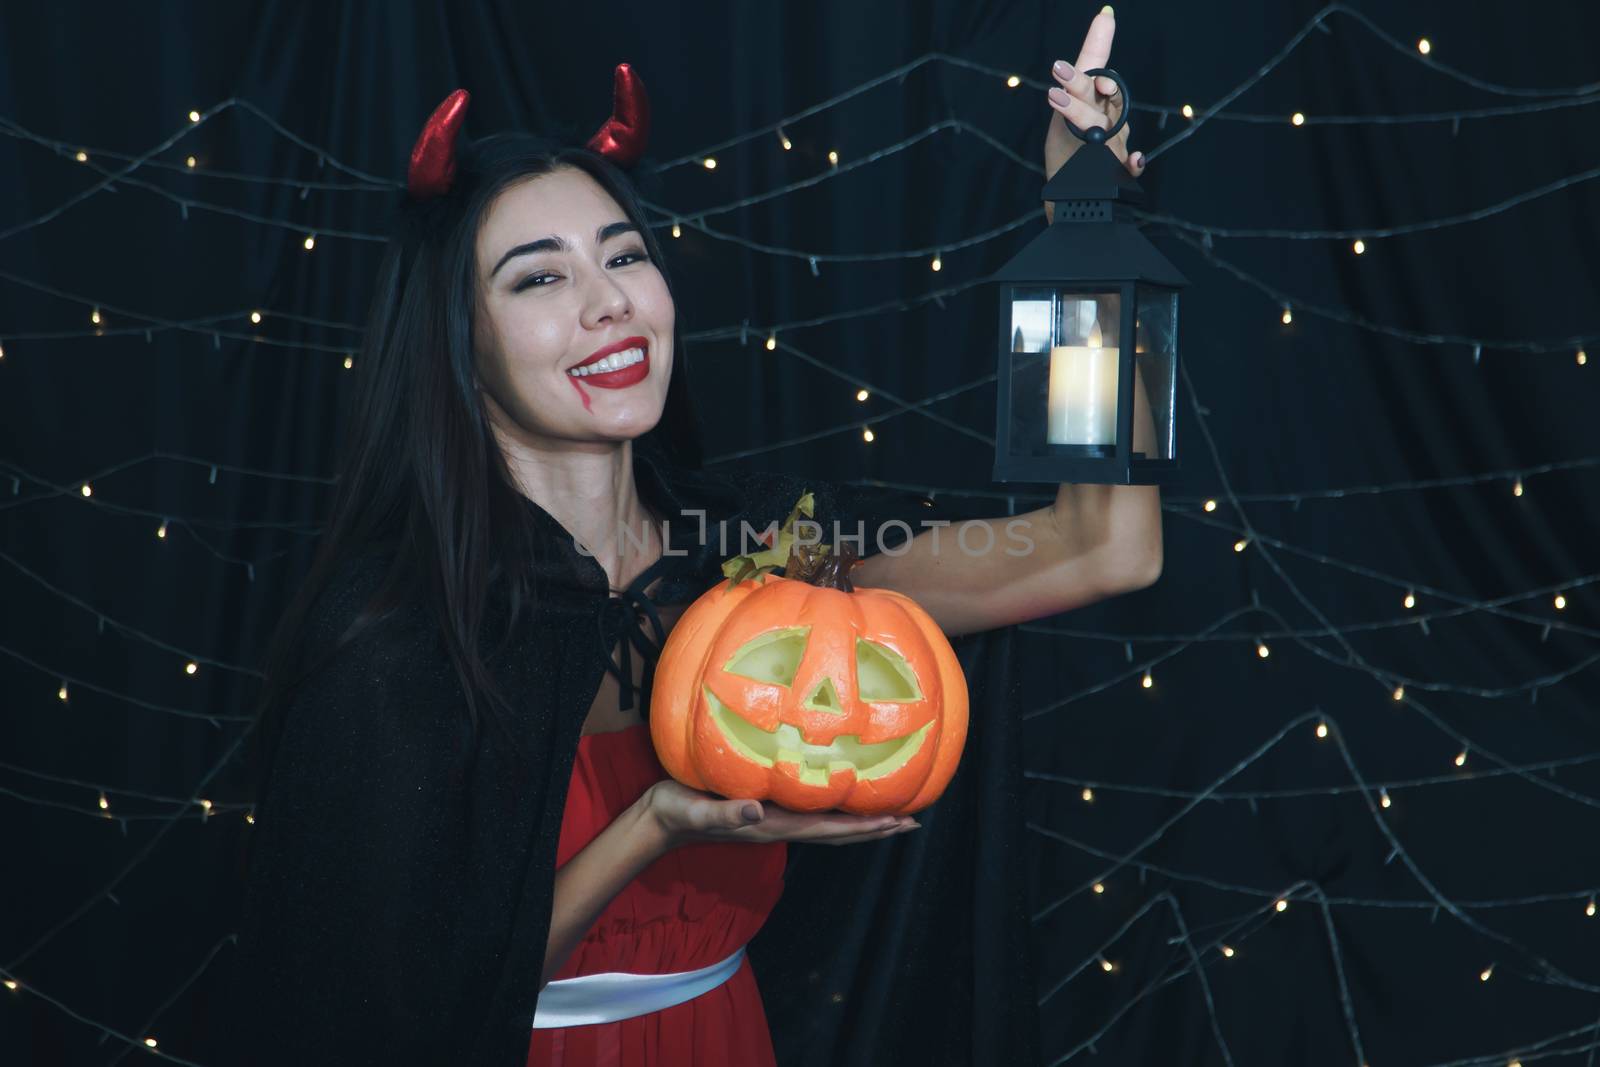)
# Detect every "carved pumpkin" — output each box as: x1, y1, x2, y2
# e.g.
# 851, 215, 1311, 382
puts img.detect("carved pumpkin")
650, 495, 968, 815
